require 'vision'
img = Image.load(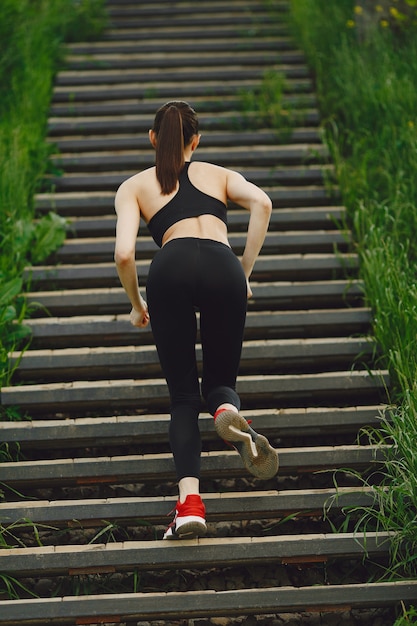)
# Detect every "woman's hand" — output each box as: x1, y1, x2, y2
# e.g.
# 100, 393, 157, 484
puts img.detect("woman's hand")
130, 304, 150, 328
246, 278, 253, 299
